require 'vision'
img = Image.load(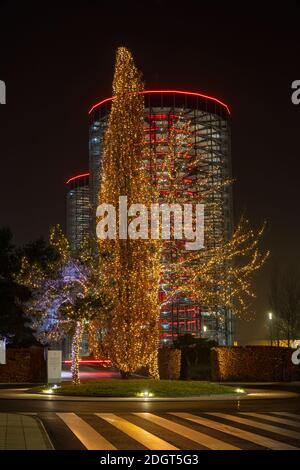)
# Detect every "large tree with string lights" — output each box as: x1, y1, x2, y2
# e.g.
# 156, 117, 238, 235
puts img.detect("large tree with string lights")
97, 47, 161, 378
156, 114, 269, 326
